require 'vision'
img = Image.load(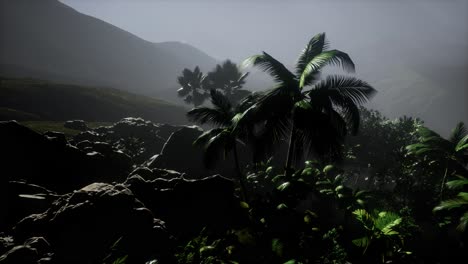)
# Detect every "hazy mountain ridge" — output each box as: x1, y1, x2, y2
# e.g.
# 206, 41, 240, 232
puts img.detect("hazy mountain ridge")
0, 0, 217, 99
